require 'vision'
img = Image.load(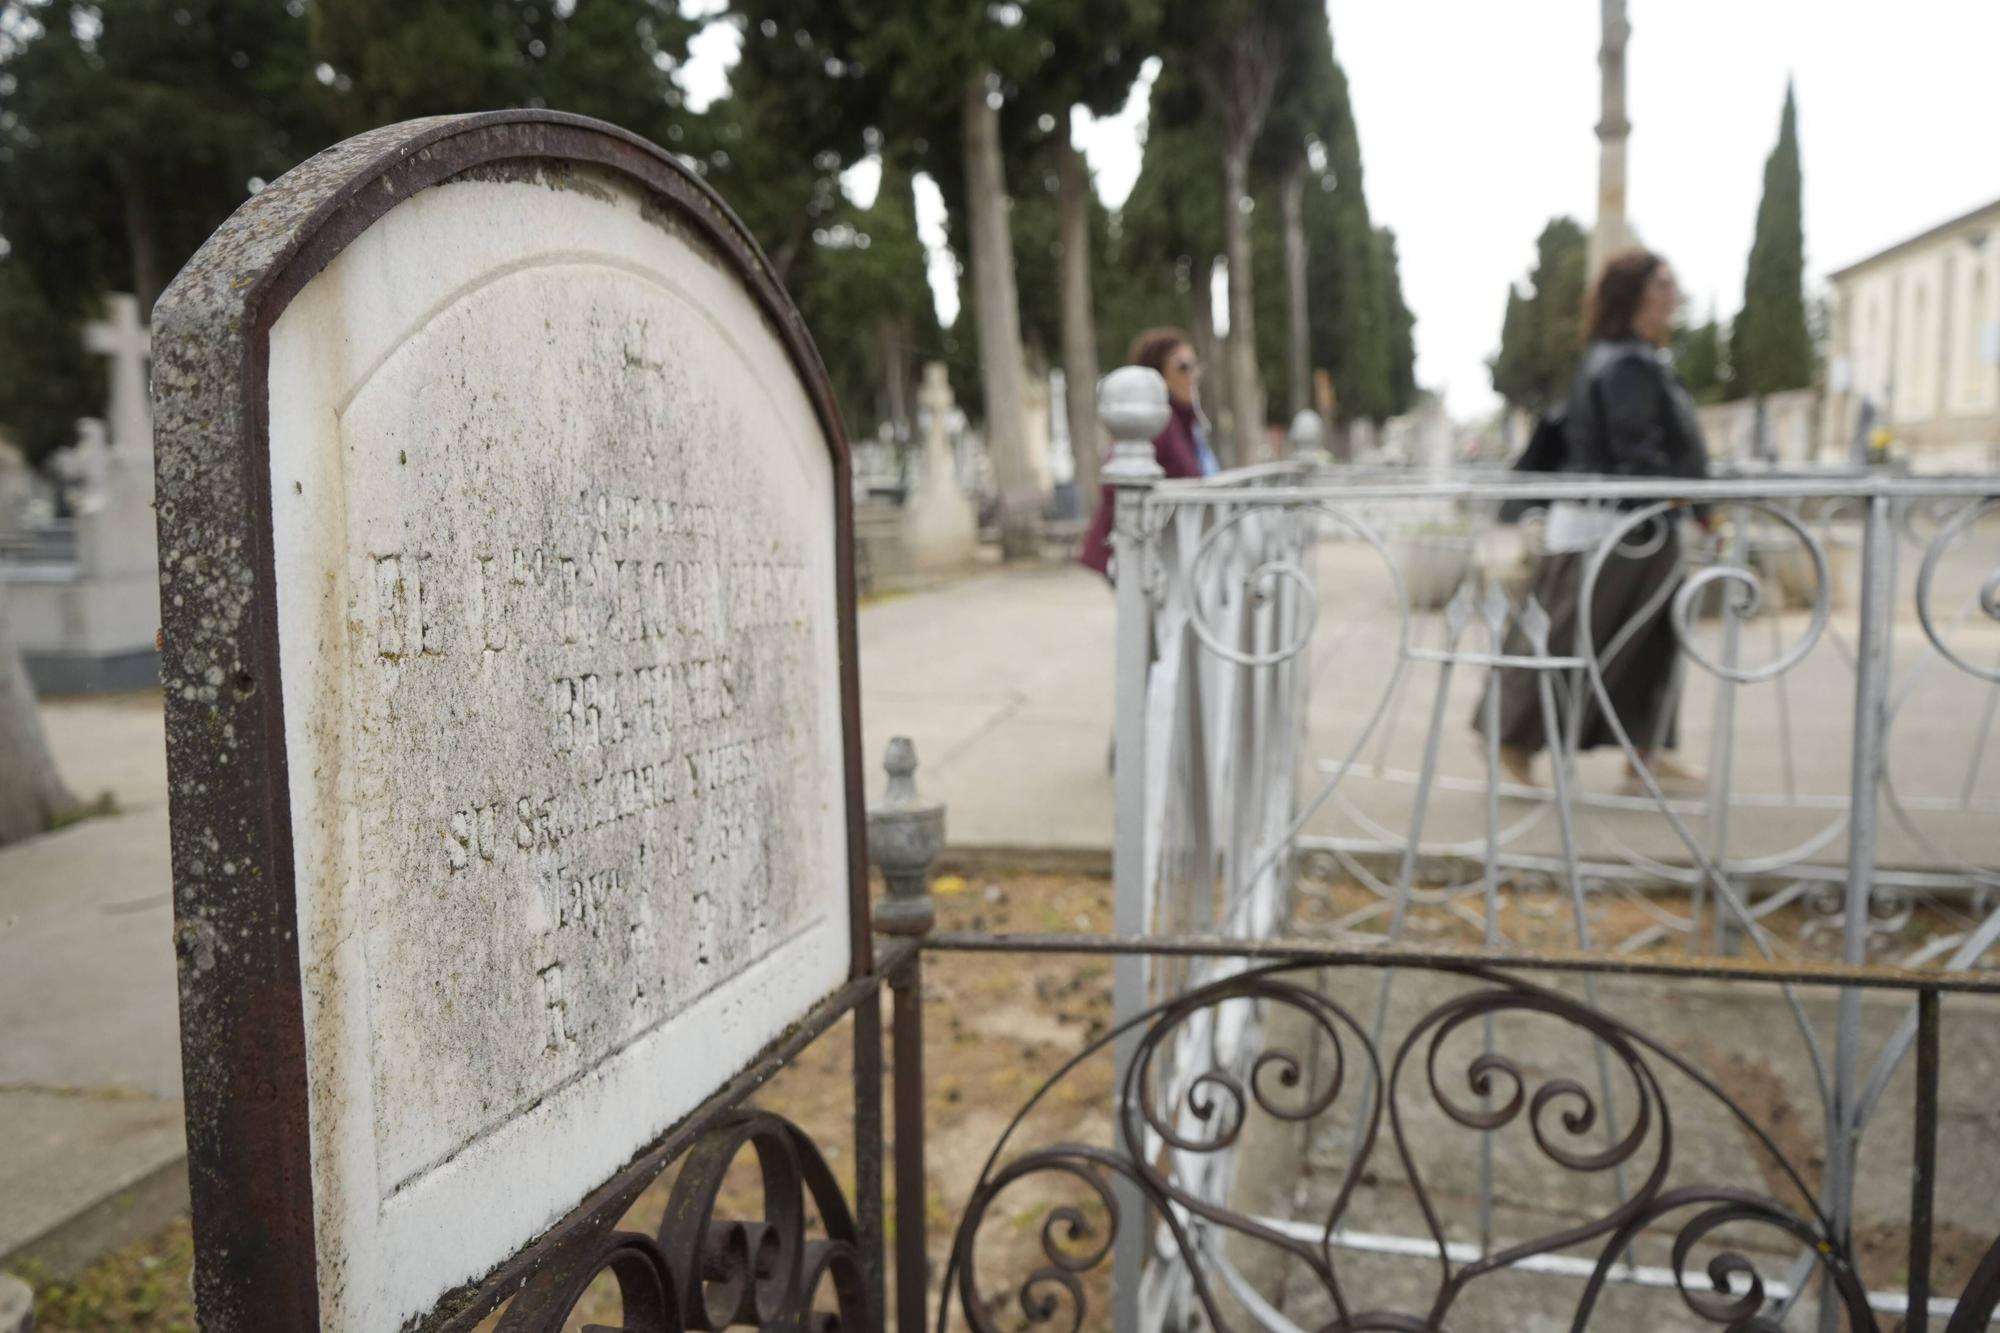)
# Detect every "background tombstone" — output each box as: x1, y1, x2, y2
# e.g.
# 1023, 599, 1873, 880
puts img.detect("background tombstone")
0, 292, 162, 692
151, 112, 868, 1333
902, 364, 978, 570
48, 420, 111, 516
